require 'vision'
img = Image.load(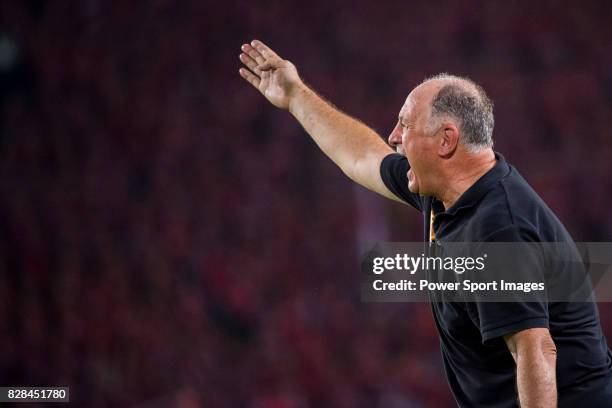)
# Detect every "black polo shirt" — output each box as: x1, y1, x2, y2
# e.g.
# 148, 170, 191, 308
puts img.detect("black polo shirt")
380, 152, 612, 407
